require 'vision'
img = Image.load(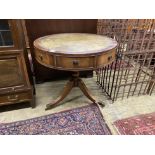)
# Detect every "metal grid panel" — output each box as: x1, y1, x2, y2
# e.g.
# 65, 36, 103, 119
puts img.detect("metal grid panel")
96, 19, 155, 101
